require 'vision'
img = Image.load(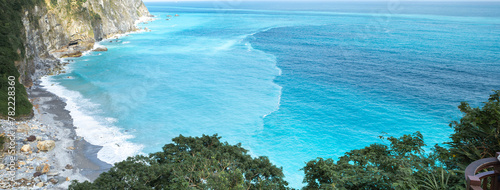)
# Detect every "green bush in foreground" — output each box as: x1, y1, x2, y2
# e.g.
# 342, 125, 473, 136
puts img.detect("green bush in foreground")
447, 90, 500, 167
302, 132, 463, 190
69, 134, 291, 190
